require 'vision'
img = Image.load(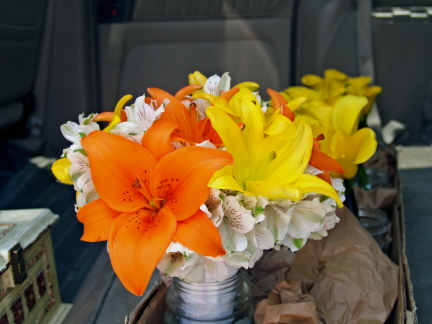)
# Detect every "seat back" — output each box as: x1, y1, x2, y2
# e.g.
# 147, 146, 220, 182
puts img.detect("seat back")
97, 0, 296, 110
0, 0, 48, 134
